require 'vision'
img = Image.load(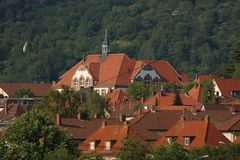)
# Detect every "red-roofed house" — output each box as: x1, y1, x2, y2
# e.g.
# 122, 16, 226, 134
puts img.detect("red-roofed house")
155, 116, 231, 150
52, 31, 184, 95
0, 83, 51, 98
79, 121, 141, 159
143, 92, 203, 111
213, 78, 240, 99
